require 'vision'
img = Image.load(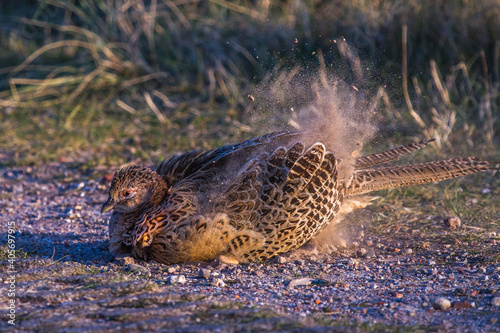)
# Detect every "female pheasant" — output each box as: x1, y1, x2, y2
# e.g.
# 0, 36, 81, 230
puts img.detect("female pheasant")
101, 131, 498, 264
